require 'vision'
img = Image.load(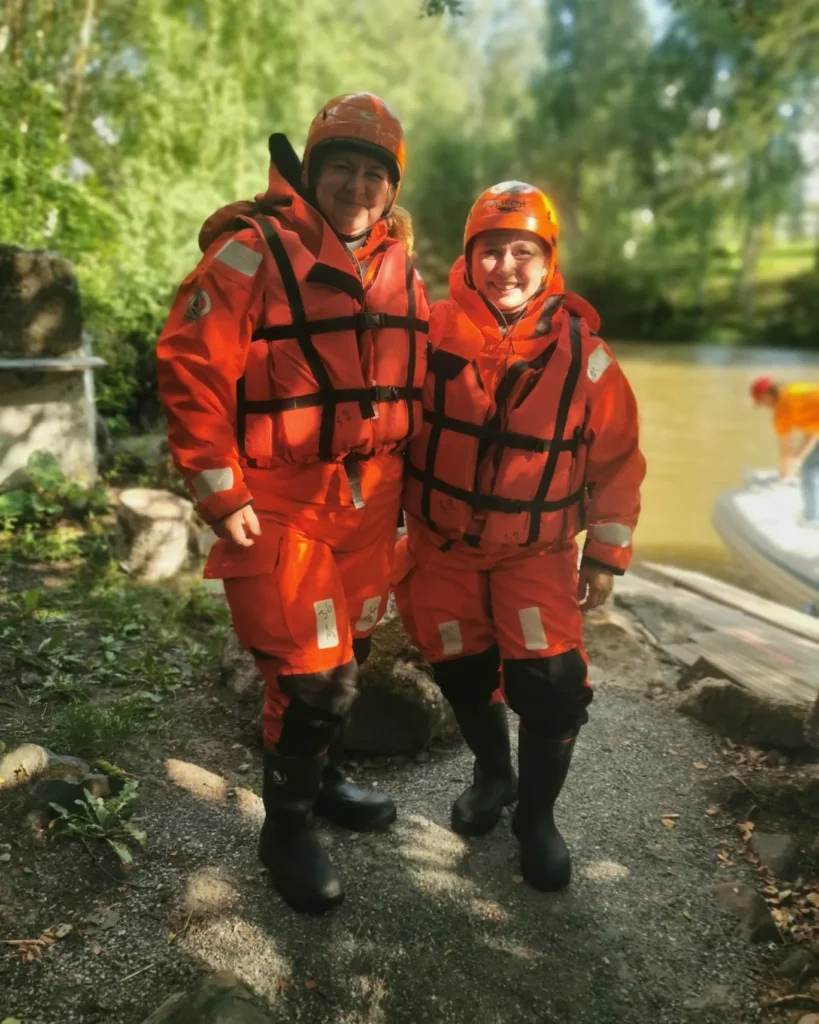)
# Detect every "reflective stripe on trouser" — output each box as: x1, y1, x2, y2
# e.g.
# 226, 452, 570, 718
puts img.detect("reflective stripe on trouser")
221, 492, 400, 751
391, 525, 592, 731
